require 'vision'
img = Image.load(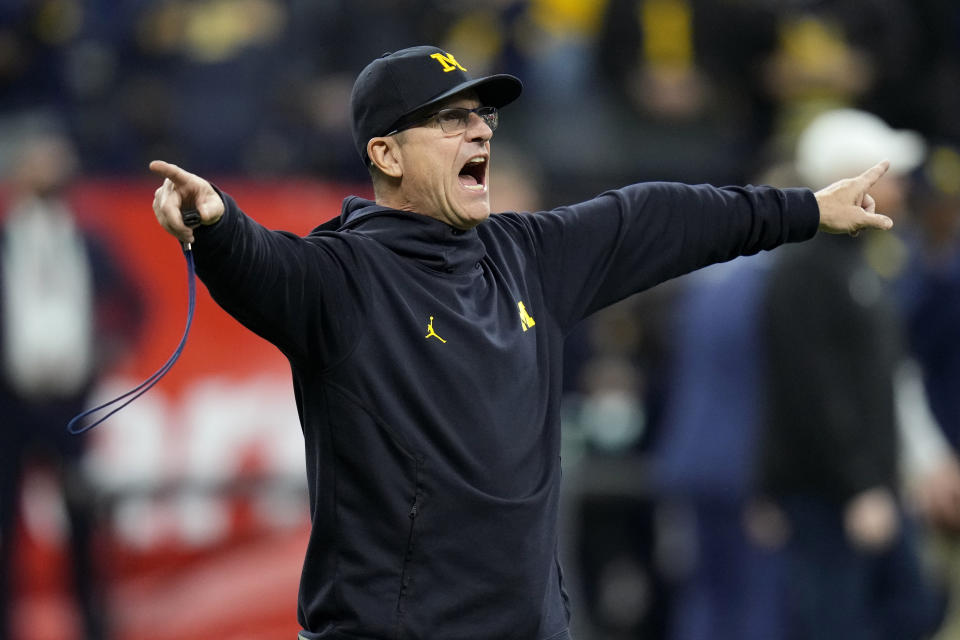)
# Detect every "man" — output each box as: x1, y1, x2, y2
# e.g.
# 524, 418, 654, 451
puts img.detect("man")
757, 108, 941, 640
150, 46, 893, 640
896, 145, 960, 639
654, 252, 788, 640
1, 131, 143, 640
